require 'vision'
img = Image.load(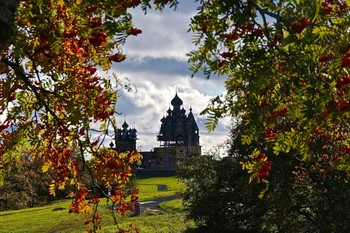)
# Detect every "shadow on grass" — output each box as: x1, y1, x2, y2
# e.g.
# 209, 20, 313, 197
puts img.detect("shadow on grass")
183, 226, 257, 233
0, 212, 15, 217
135, 174, 175, 180
183, 226, 210, 233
